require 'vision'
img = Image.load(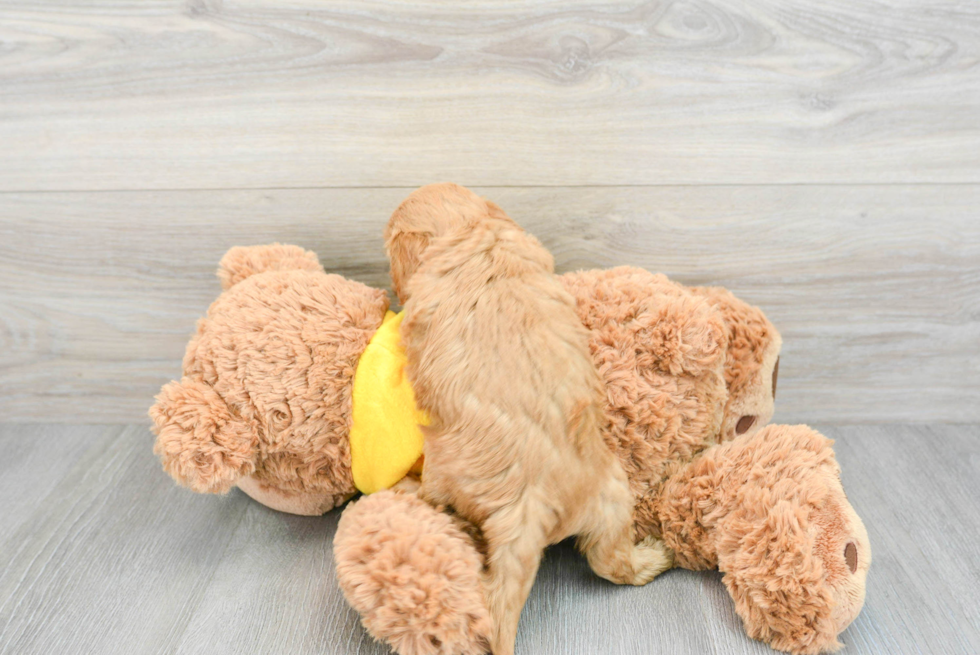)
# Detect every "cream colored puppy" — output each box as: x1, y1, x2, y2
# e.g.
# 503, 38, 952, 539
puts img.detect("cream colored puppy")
390, 185, 673, 655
